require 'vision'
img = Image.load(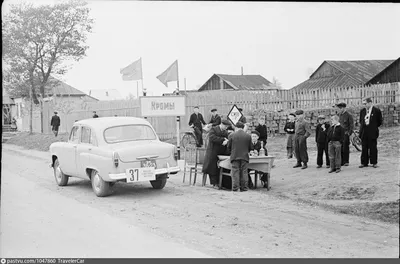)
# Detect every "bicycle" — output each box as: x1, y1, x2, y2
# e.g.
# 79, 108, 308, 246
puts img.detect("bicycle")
181, 124, 211, 150
350, 130, 362, 152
